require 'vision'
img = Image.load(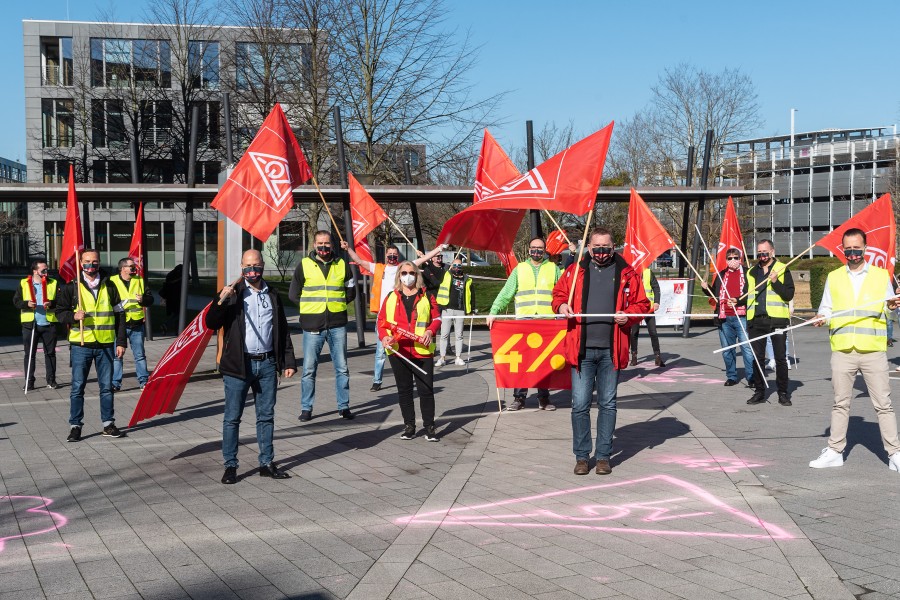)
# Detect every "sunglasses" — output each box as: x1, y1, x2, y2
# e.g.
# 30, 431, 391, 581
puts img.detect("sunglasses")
82, 262, 99, 267
400, 270, 416, 275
